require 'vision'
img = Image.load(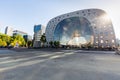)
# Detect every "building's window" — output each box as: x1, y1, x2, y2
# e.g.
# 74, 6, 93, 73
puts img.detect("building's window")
67, 15, 69, 17
76, 12, 79, 14
111, 32, 113, 34
94, 46, 98, 48
88, 13, 90, 15
82, 11, 84, 13
83, 14, 86, 16
88, 9, 90, 12
100, 36, 103, 38
105, 32, 108, 36
95, 32, 98, 34
100, 32, 103, 34
101, 46, 104, 48
96, 41, 98, 44
112, 40, 114, 43
105, 40, 108, 43
101, 40, 104, 43
53, 17, 93, 45
93, 12, 96, 15
93, 24, 96, 26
